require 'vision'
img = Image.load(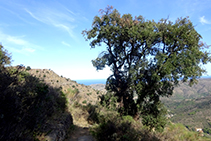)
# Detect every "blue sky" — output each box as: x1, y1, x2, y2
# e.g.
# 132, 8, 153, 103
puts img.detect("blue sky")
0, 0, 211, 80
